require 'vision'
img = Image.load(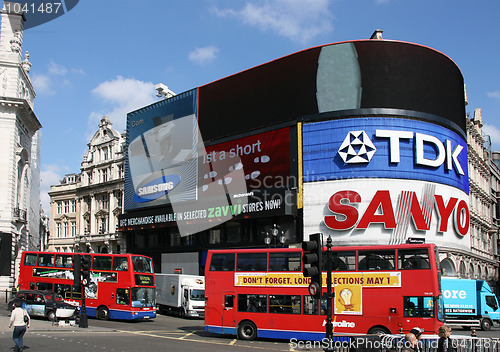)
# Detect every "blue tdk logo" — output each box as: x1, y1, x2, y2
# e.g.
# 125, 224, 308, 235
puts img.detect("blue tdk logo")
134, 175, 181, 203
